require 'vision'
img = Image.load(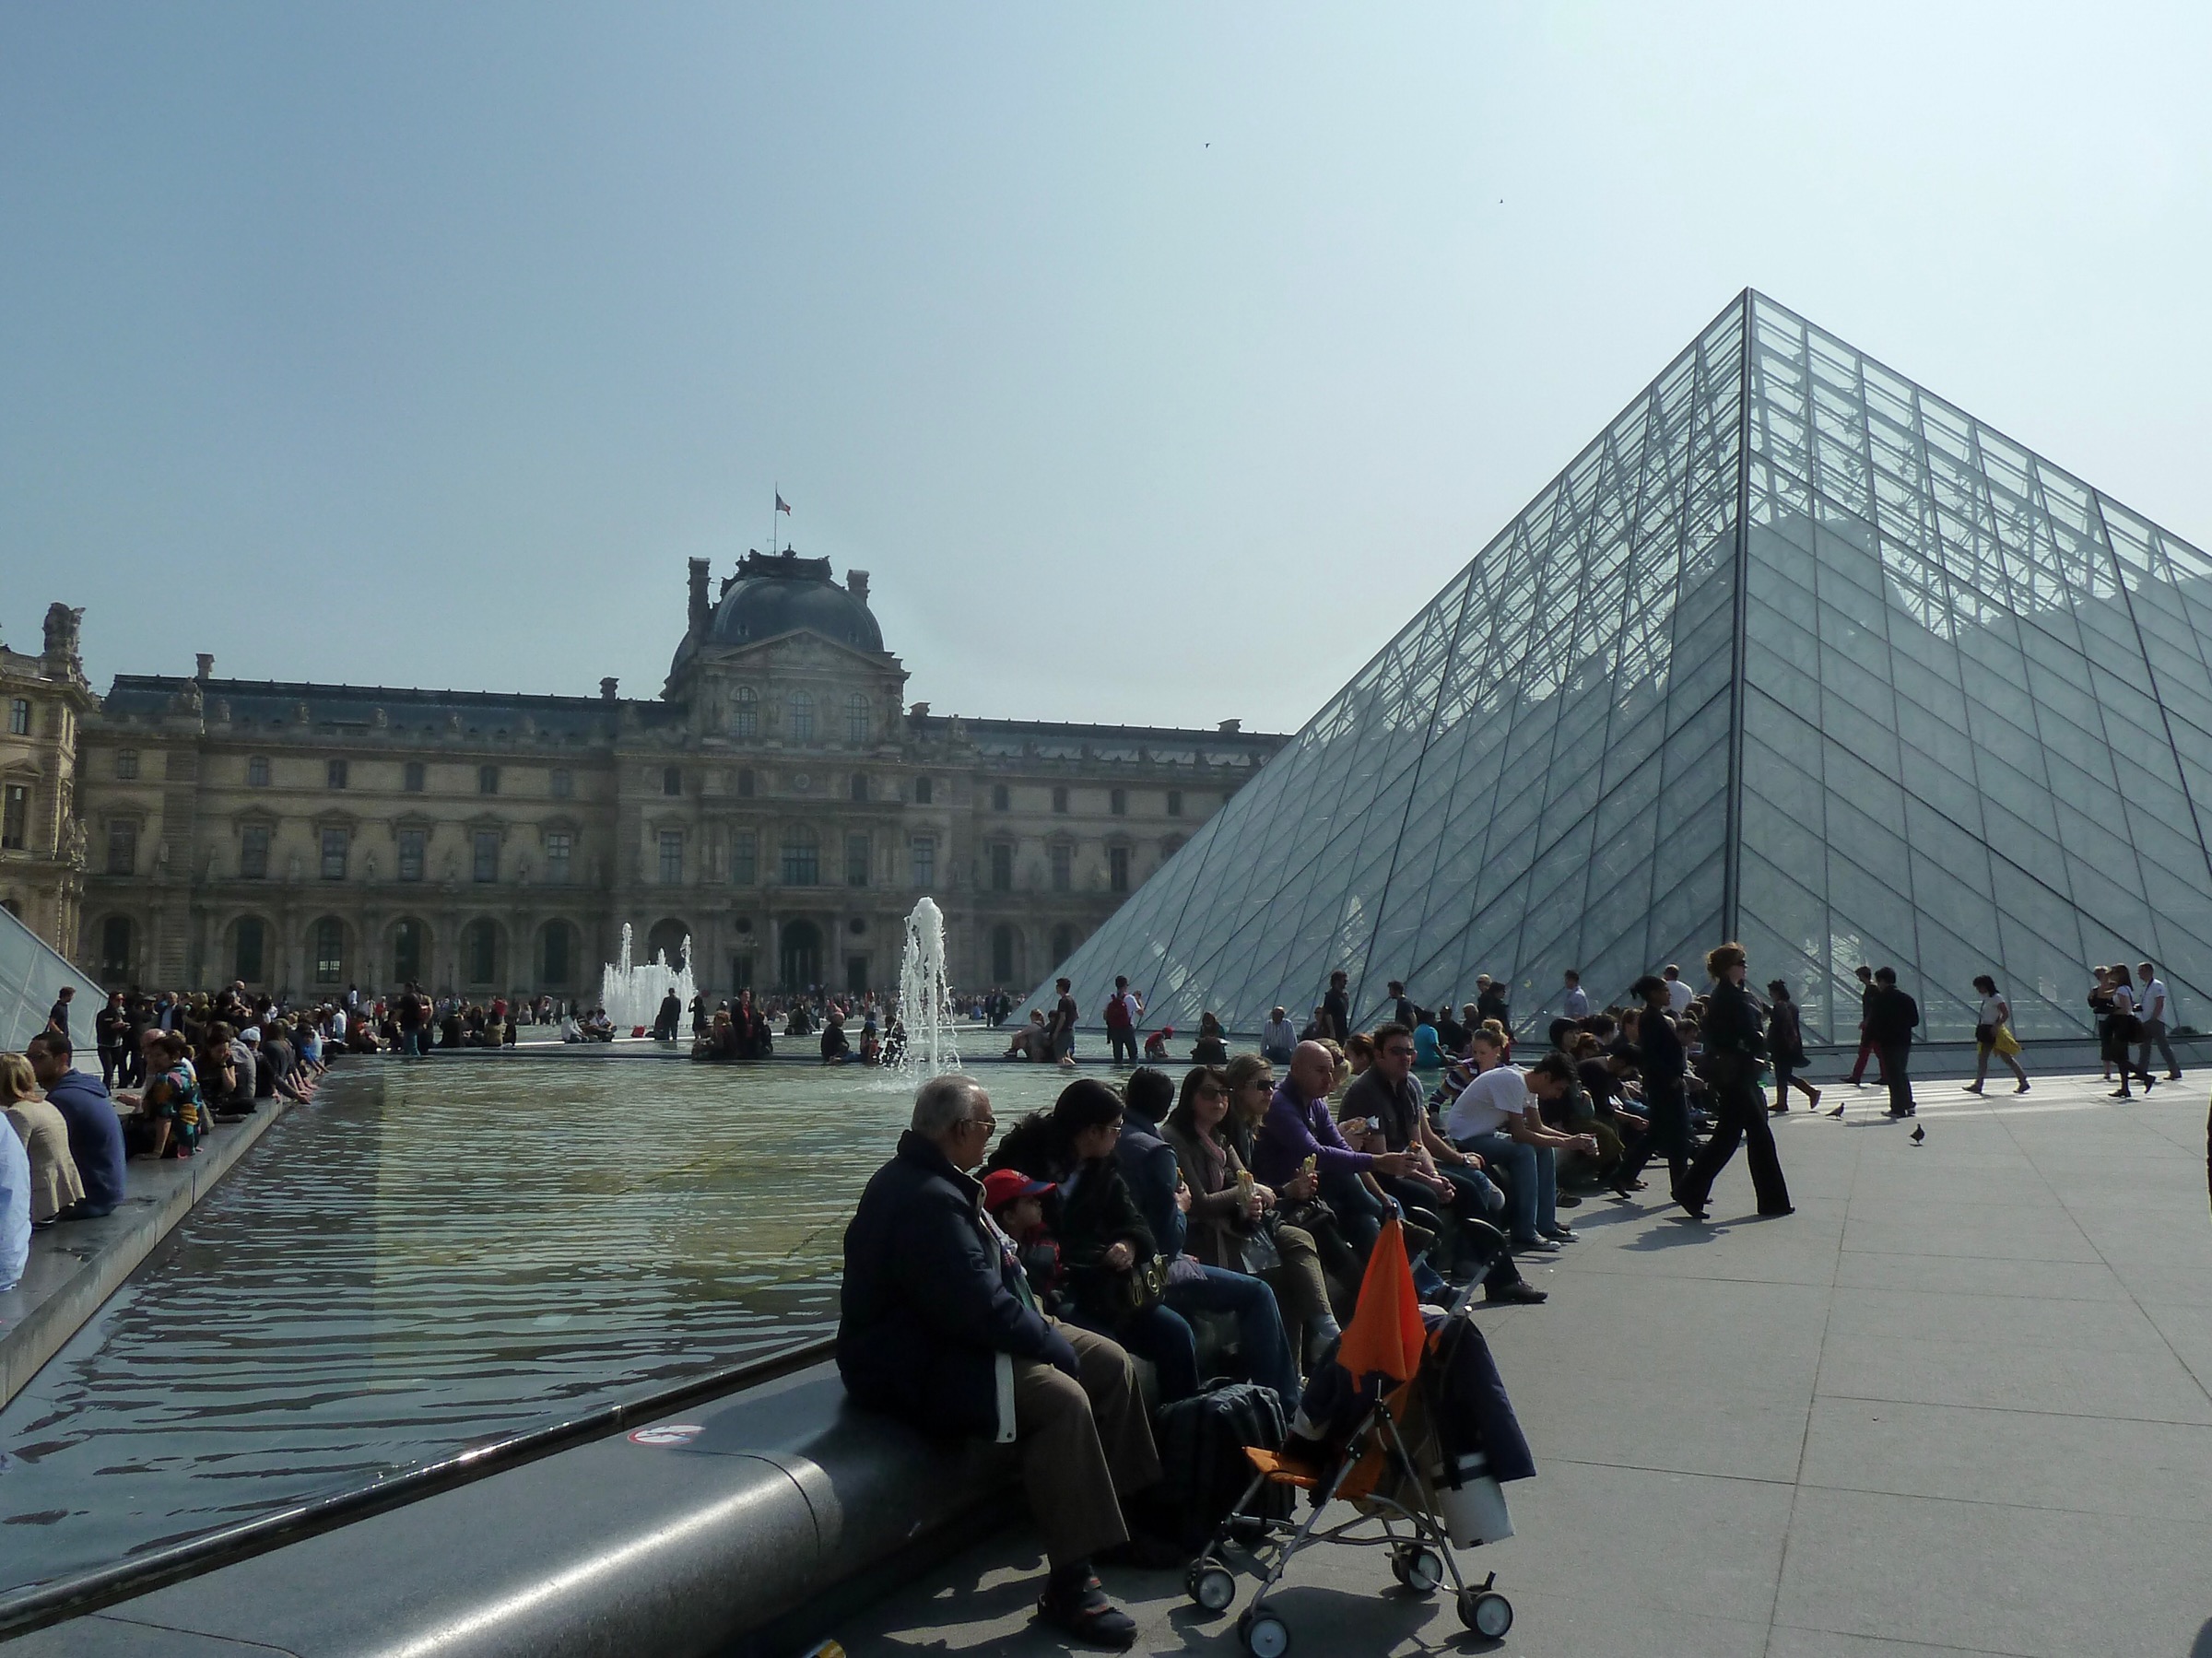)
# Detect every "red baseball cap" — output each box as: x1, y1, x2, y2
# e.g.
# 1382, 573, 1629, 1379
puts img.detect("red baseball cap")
982, 1170, 1054, 1211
